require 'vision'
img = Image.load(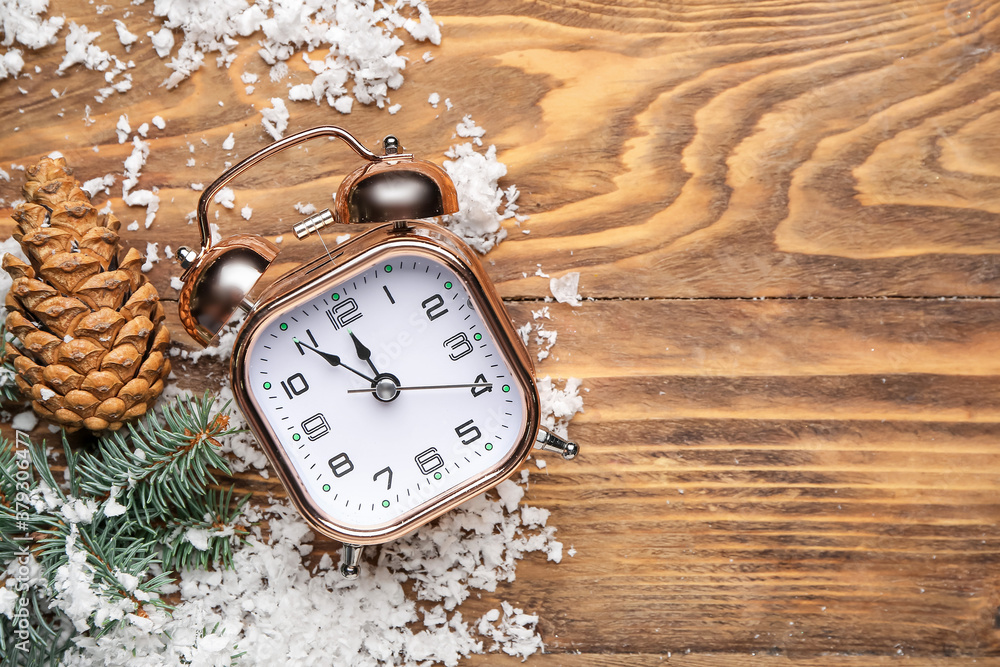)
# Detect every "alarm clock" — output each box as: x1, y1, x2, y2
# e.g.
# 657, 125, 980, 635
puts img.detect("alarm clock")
176, 126, 579, 578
